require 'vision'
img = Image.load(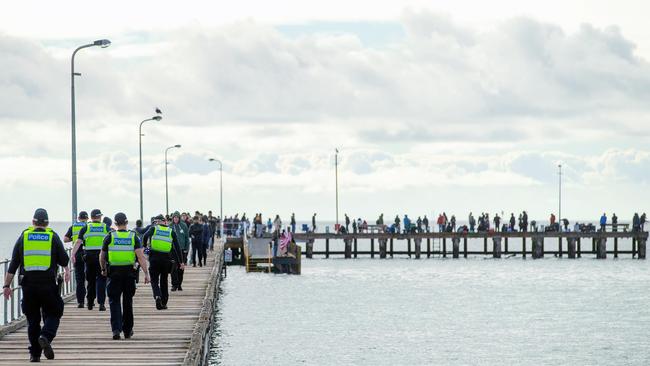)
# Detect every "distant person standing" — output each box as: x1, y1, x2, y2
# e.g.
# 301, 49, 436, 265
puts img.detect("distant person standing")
72, 209, 108, 311
99, 213, 150, 340
611, 213, 618, 232
201, 216, 211, 266
312, 213, 317, 233
3, 209, 70, 362
291, 213, 296, 233
641, 213, 647, 231
345, 214, 350, 232
600, 213, 607, 232
63, 210, 89, 308
207, 211, 217, 251
423, 215, 429, 233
